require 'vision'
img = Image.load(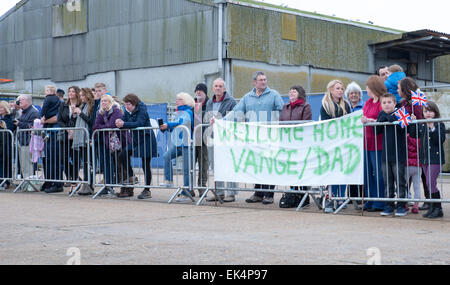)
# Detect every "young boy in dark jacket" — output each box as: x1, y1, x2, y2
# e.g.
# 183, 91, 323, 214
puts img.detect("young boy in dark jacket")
376, 93, 408, 217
